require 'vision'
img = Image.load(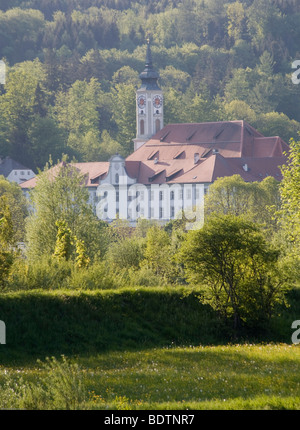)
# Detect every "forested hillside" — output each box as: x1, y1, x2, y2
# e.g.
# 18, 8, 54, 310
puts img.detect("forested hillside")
1, 0, 300, 170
